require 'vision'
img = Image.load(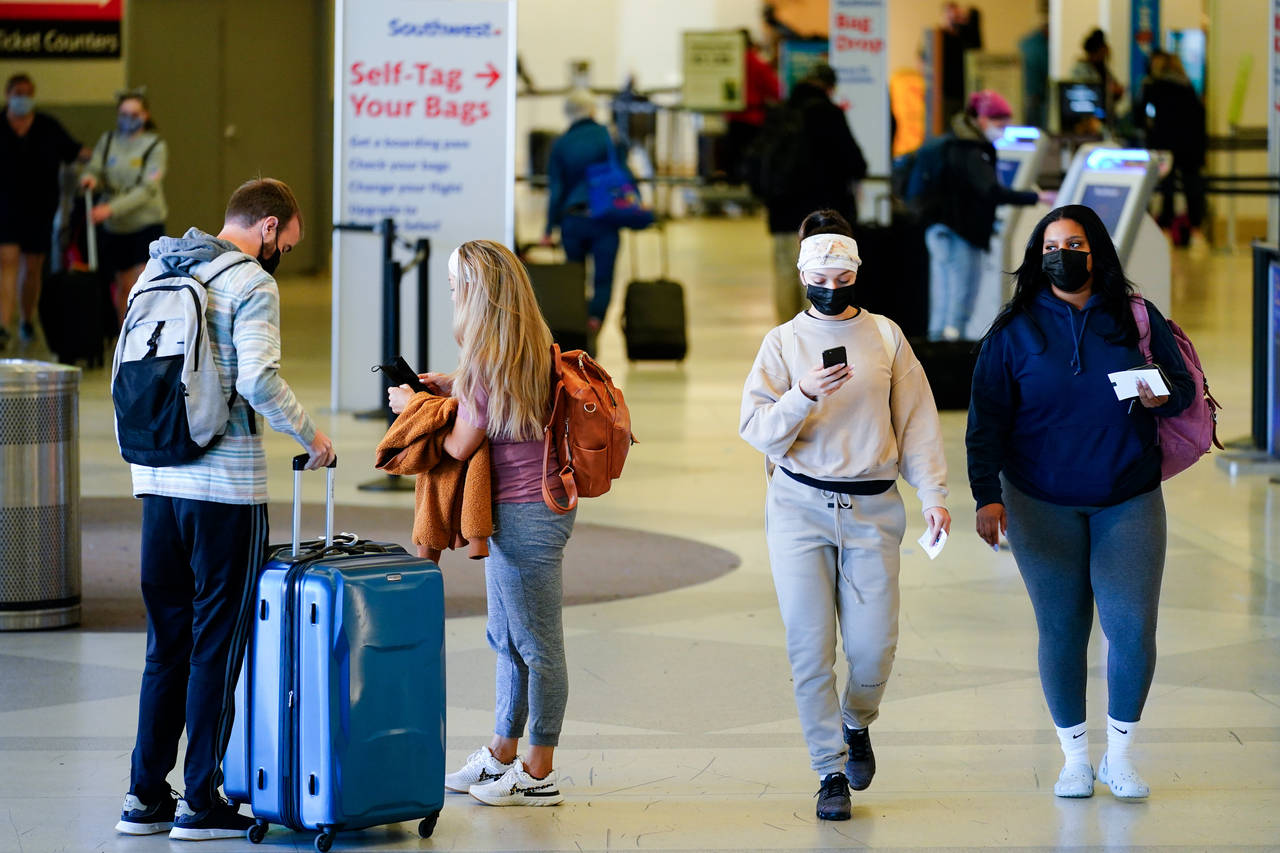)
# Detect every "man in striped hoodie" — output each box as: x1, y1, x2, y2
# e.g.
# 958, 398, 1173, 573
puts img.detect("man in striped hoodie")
115, 178, 335, 841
